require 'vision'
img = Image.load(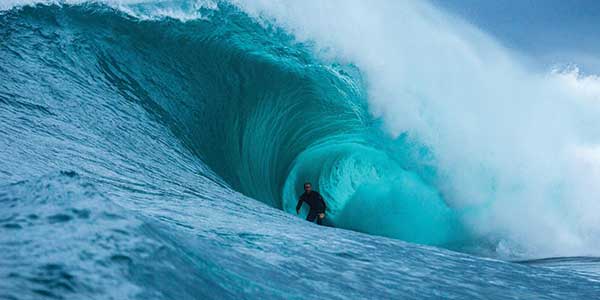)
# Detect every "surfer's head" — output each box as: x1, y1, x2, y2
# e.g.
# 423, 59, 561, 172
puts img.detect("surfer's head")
304, 182, 312, 193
